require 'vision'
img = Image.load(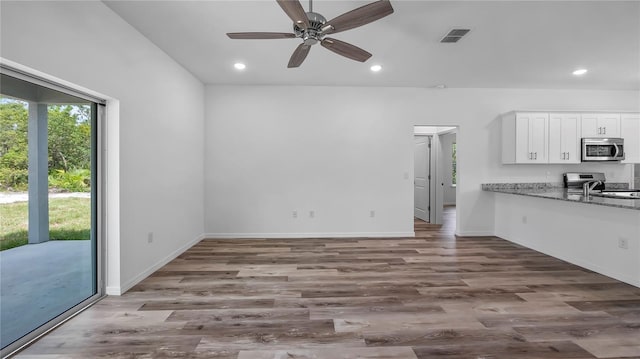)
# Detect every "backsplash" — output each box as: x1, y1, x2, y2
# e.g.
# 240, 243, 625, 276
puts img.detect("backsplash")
635, 164, 640, 189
